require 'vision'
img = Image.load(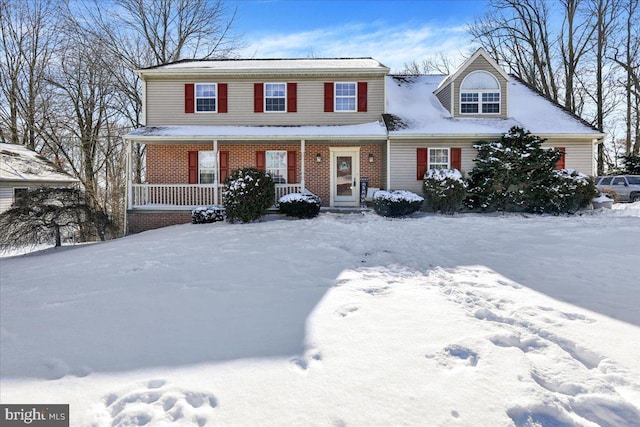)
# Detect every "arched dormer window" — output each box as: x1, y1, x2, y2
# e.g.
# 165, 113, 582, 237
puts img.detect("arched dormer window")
460, 71, 501, 114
